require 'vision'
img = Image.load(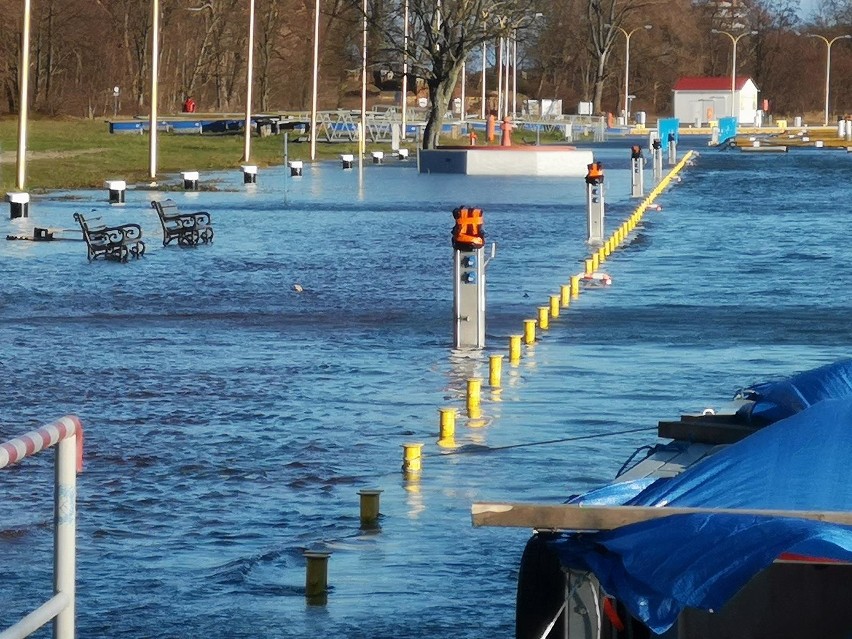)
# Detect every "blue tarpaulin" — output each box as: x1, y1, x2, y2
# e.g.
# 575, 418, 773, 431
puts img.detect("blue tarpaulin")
551, 392, 852, 634
741, 358, 852, 425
